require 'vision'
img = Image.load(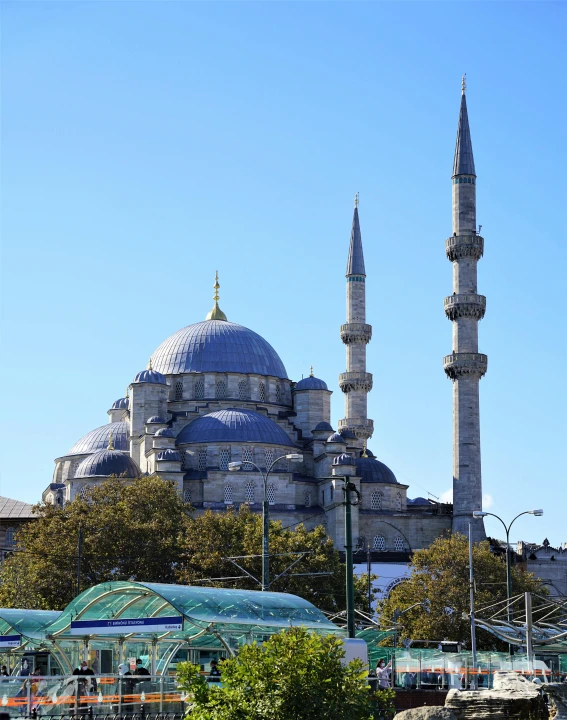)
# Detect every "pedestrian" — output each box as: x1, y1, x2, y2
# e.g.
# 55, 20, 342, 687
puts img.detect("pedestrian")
376, 659, 392, 689
133, 660, 150, 677
1, 666, 8, 677
209, 660, 221, 682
